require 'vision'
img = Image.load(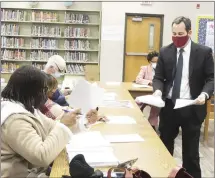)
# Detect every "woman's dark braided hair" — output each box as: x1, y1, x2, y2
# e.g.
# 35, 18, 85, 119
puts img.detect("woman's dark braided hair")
147, 51, 159, 63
